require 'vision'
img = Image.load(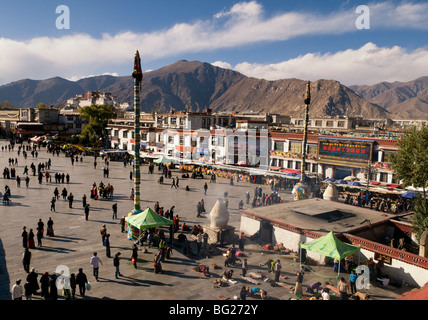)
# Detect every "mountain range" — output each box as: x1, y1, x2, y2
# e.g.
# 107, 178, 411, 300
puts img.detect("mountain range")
0, 60, 427, 119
